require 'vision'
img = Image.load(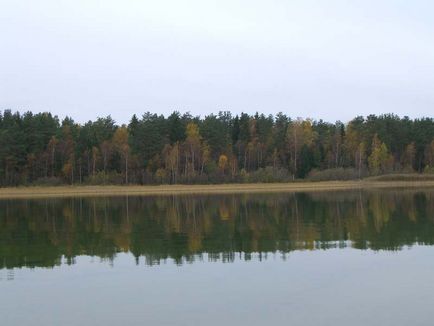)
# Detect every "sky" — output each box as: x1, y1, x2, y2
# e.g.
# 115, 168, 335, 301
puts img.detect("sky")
1, 0, 433, 124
